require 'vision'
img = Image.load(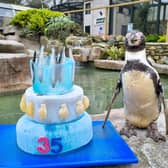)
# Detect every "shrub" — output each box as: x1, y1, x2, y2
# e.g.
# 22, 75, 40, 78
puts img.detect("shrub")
103, 46, 125, 60
45, 16, 83, 42
145, 34, 159, 42
157, 35, 166, 42
10, 9, 64, 37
